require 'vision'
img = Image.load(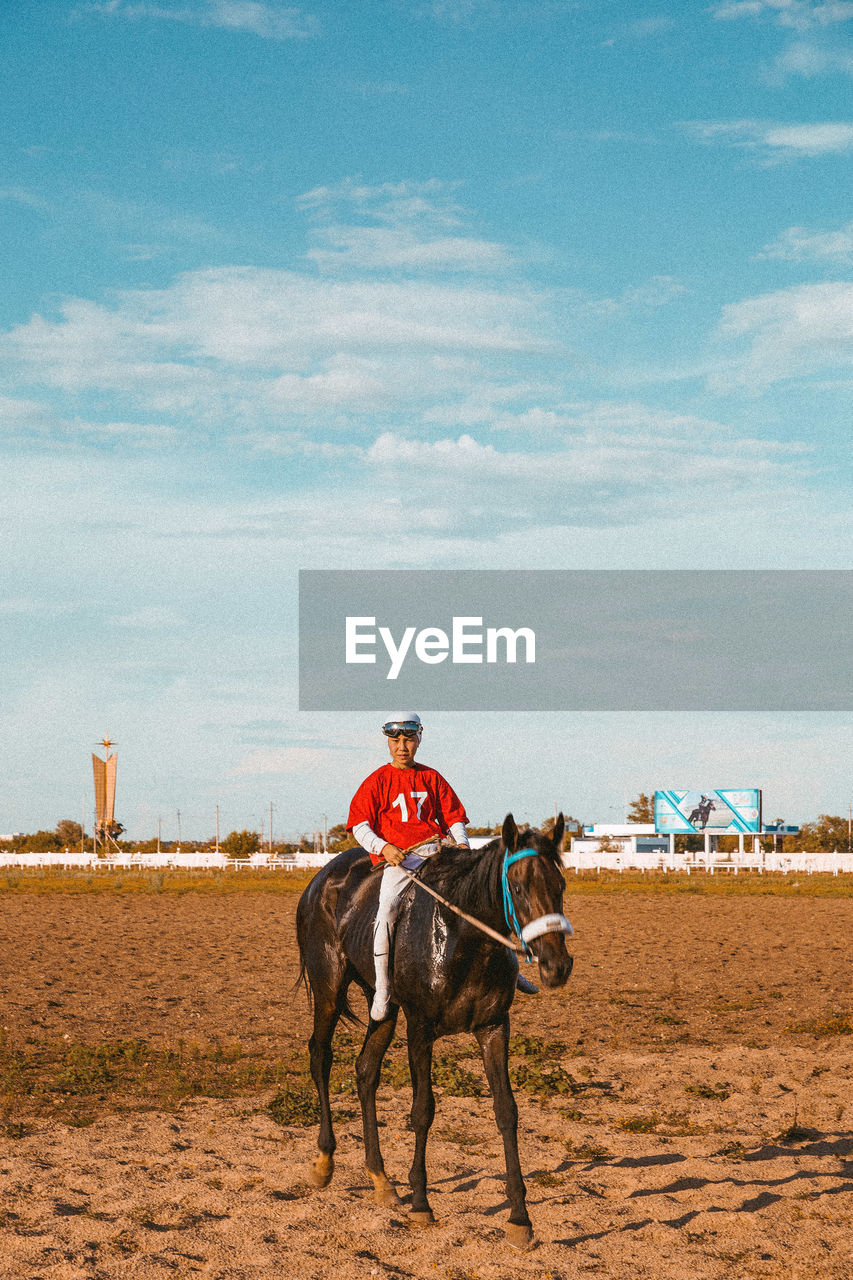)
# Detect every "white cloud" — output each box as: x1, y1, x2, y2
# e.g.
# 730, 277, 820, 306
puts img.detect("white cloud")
230, 745, 357, 775
0, 395, 49, 426
769, 38, 853, 77
0, 598, 77, 617
82, 0, 318, 38
684, 118, 853, 157
712, 1, 853, 29
0, 187, 48, 211
0, 268, 551, 426
297, 178, 462, 221
714, 281, 853, 387
760, 220, 853, 259
583, 276, 687, 316
306, 225, 512, 273
111, 606, 187, 628
299, 177, 514, 274
366, 418, 810, 497
266, 356, 386, 410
